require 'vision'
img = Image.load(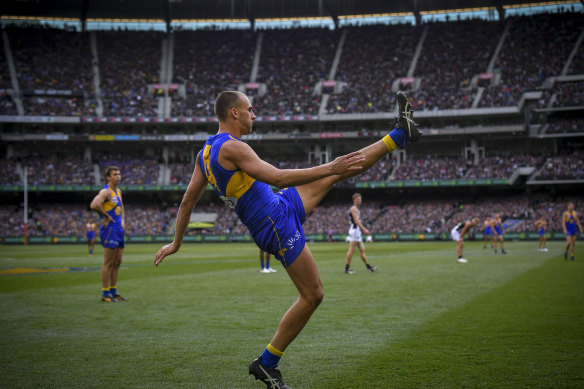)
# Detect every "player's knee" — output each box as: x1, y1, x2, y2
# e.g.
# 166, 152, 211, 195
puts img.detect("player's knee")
306, 287, 324, 308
